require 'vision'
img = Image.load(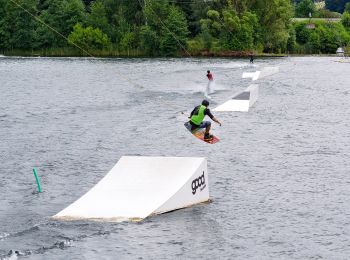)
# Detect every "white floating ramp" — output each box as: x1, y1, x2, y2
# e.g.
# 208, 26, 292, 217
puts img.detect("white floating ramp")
53, 156, 209, 222
214, 84, 259, 112
242, 71, 260, 81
